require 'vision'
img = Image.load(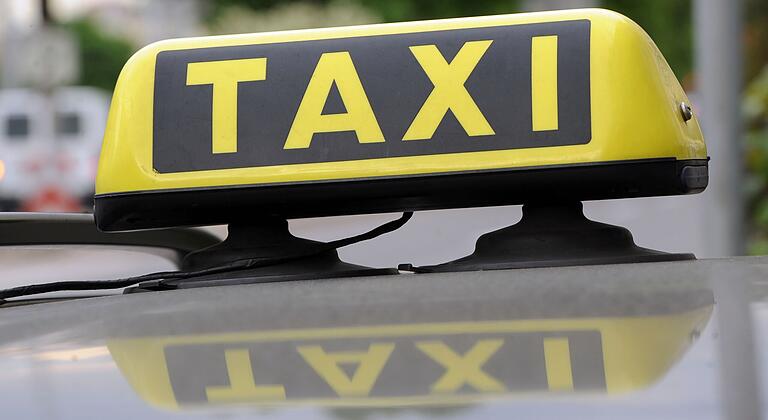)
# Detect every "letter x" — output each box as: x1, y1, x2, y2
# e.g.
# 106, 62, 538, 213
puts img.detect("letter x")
403, 40, 495, 140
